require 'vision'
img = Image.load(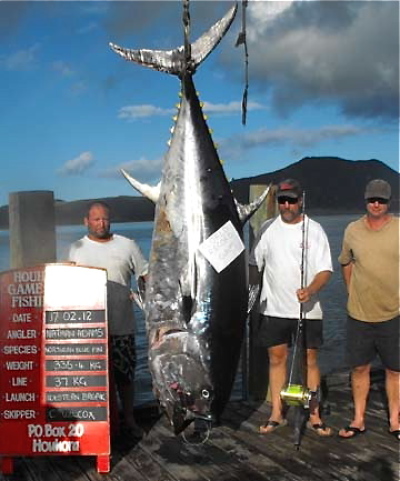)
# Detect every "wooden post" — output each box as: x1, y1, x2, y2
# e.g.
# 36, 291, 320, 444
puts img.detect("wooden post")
8, 191, 56, 269
247, 184, 277, 401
